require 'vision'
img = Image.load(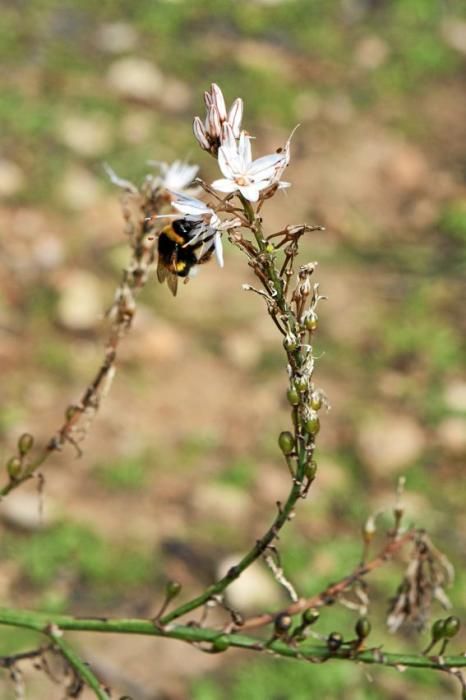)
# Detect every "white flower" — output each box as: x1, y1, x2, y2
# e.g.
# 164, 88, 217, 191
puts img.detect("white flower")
211, 125, 295, 202
149, 159, 199, 192
168, 191, 239, 268
193, 83, 243, 154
